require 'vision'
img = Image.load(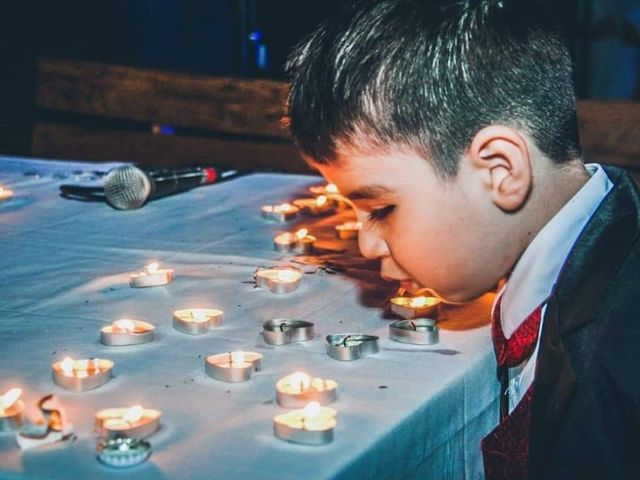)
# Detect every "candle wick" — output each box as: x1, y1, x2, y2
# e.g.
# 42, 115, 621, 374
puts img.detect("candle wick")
342, 335, 351, 347
410, 321, 417, 331
279, 323, 287, 332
